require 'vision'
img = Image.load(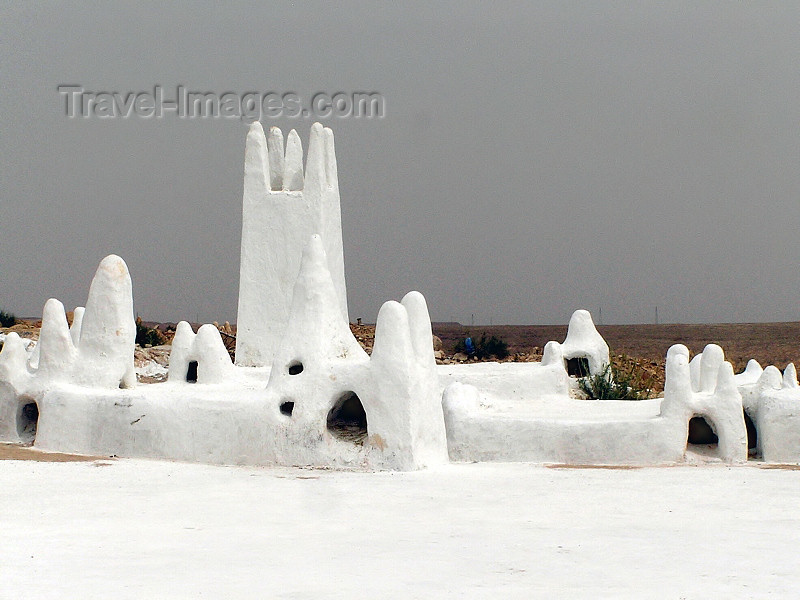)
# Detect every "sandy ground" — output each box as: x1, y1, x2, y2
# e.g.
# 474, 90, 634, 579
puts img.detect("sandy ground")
0, 444, 103, 462
1, 453, 798, 599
